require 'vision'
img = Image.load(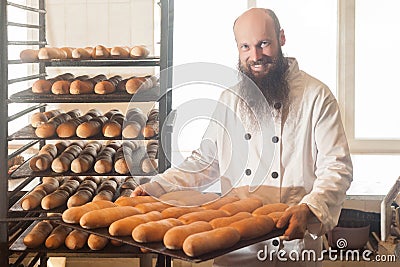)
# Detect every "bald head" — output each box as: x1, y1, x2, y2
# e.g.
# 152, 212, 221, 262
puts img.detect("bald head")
234, 8, 282, 43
